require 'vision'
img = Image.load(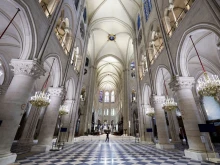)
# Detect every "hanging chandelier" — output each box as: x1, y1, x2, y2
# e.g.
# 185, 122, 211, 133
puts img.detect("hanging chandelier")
197, 73, 220, 97
146, 107, 155, 117
161, 68, 178, 111
190, 36, 220, 97
30, 91, 51, 107
162, 97, 177, 111
59, 105, 68, 116
29, 58, 55, 108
